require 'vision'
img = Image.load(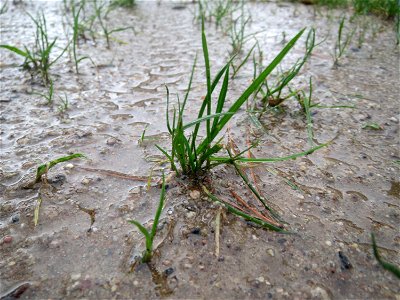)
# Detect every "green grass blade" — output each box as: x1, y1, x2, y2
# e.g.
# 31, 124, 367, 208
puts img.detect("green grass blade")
182, 112, 234, 130
304, 78, 314, 147
0, 45, 29, 58
150, 173, 166, 240
230, 157, 280, 219
155, 144, 178, 173
35, 153, 86, 183
212, 66, 230, 132
198, 28, 306, 153
210, 142, 329, 164
201, 15, 212, 139
181, 54, 197, 114
371, 233, 400, 279
191, 58, 235, 150
128, 220, 151, 242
